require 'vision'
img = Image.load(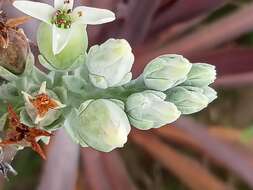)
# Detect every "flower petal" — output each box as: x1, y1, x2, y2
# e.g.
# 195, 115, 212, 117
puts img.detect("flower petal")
13, 1, 55, 24
52, 25, 72, 55
21, 91, 33, 103
73, 6, 115, 25
54, 0, 74, 10
38, 81, 47, 94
